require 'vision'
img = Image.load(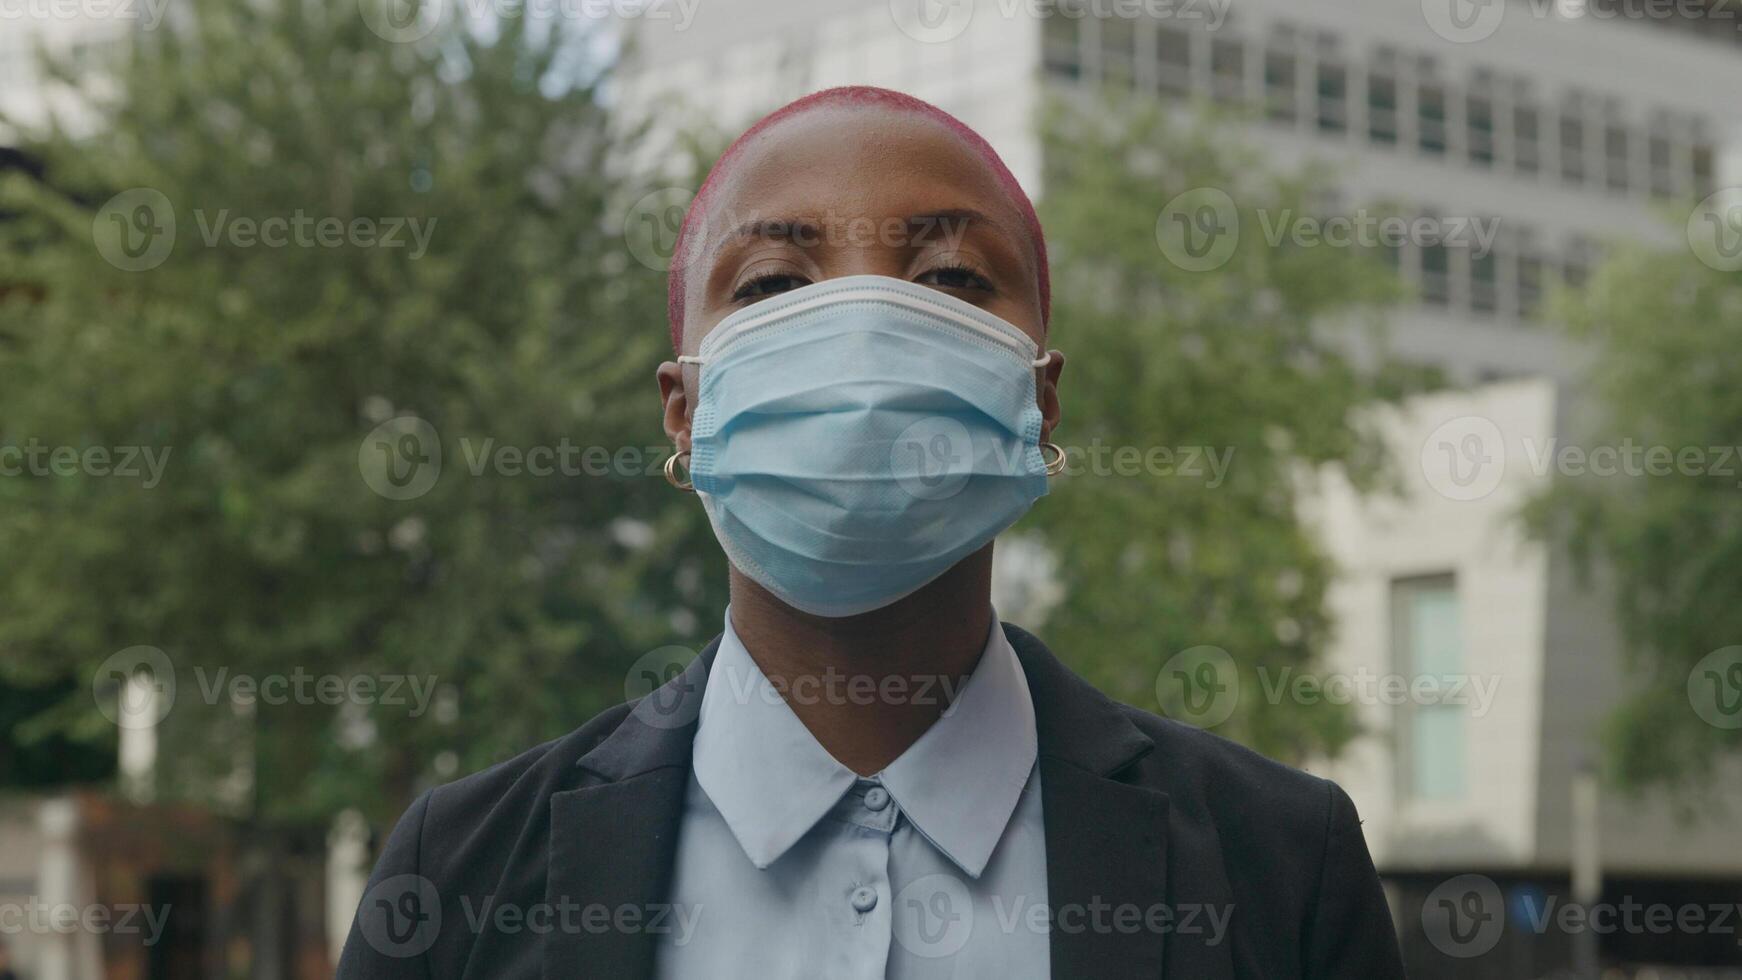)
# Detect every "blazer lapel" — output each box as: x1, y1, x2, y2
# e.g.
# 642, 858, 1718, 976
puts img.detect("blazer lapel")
542, 643, 718, 980
1006, 625, 1173, 979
